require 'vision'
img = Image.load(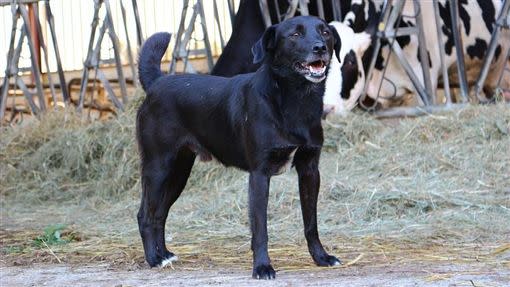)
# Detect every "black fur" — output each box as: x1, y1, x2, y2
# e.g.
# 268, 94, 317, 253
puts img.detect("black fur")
136, 16, 341, 280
